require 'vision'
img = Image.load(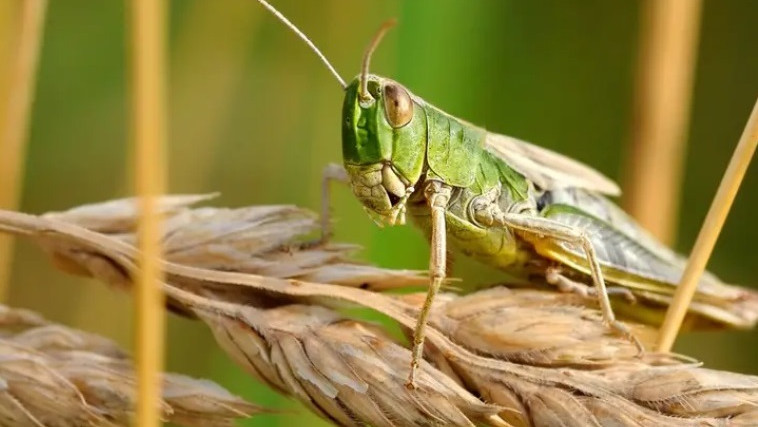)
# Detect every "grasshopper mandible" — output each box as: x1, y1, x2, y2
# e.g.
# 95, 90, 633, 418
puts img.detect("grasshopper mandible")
255, 0, 758, 388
